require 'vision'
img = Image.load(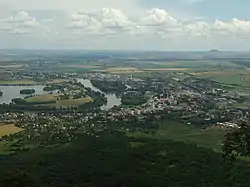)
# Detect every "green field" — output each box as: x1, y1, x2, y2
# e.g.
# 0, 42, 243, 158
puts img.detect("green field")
129, 120, 225, 151
153, 60, 242, 70
59, 59, 245, 74
0, 142, 13, 155
0, 80, 37, 85
49, 97, 93, 108
0, 124, 24, 155
191, 70, 250, 86
25, 93, 61, 103
156, 121, 225, 151
25, 93, 93, 108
